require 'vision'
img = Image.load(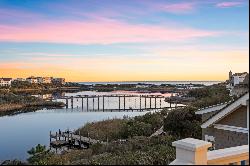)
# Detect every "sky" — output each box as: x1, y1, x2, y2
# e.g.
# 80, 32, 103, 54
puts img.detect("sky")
0, 0, 249, 82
